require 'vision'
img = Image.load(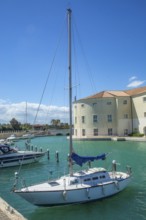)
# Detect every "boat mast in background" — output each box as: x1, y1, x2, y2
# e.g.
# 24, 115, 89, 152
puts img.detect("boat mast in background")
68, 9, 73, 175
